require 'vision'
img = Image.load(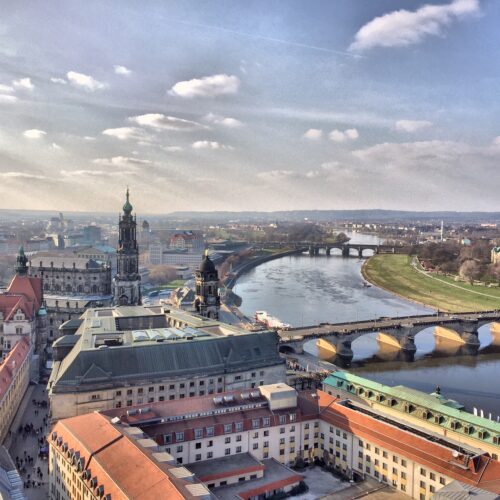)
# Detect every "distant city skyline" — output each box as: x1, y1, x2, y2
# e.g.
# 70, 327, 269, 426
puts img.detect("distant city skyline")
0, 0, 499, 213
